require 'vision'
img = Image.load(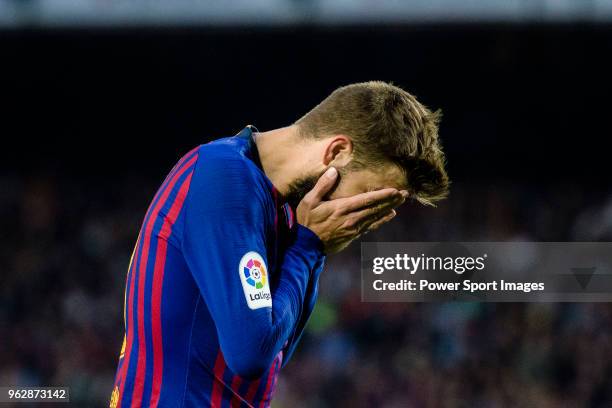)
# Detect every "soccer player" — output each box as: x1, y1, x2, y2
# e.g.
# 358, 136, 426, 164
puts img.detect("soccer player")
110, 81, 449, 408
